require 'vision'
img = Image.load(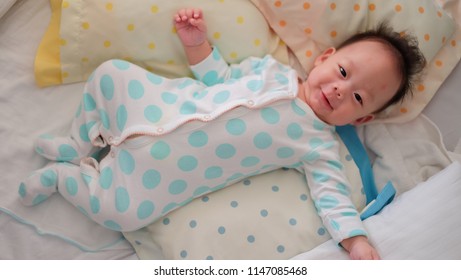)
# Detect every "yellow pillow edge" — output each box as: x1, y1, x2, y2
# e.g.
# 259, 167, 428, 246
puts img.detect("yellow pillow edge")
34, 0, 62, 87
